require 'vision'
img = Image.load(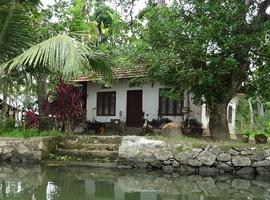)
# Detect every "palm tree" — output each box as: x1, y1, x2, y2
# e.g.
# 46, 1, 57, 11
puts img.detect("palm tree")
0, 0, 112, 131
0, 0, 36, 119
6, 35, 112, 130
